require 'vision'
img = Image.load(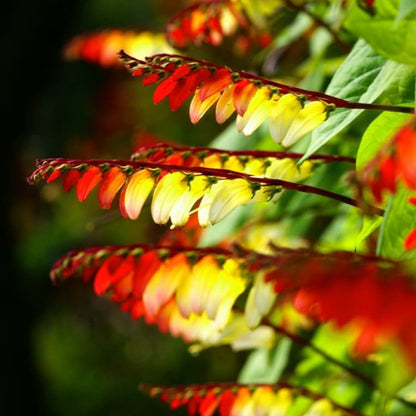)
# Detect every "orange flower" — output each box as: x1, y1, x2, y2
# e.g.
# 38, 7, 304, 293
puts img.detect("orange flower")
119, 169, 155, 219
